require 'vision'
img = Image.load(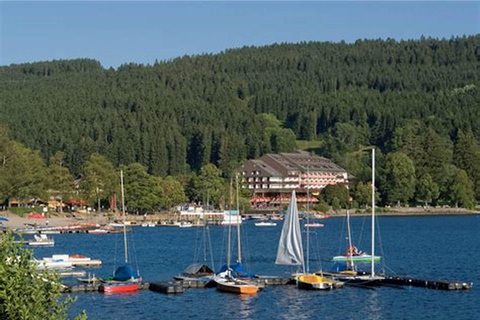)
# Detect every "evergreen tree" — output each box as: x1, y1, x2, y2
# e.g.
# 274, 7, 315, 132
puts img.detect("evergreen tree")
123, 163, 164, 213
384, 152, 416, 205
47, 151, 74, 213
193, 164, 225, 207
322, 184, 349, 208
81, 153, 117, 212
0, 133, 47, 206
416, 173, 440, 207
0, 37, 479, 209
454, 130, 480, 200
162, 176, 186, 211
451, 169, 475, 209
353, 181, 371, 208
